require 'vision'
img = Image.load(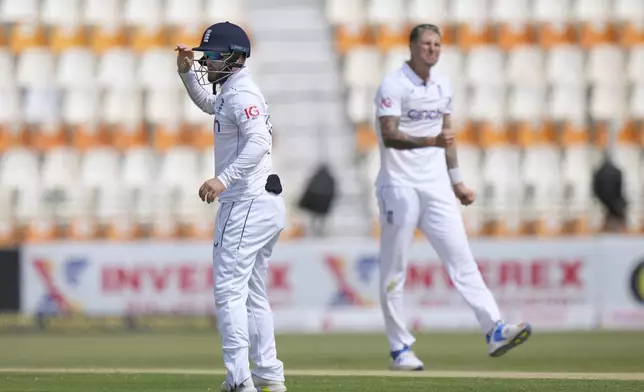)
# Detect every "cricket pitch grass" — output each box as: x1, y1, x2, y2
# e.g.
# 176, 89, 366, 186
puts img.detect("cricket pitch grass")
2, 331, 644, 391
